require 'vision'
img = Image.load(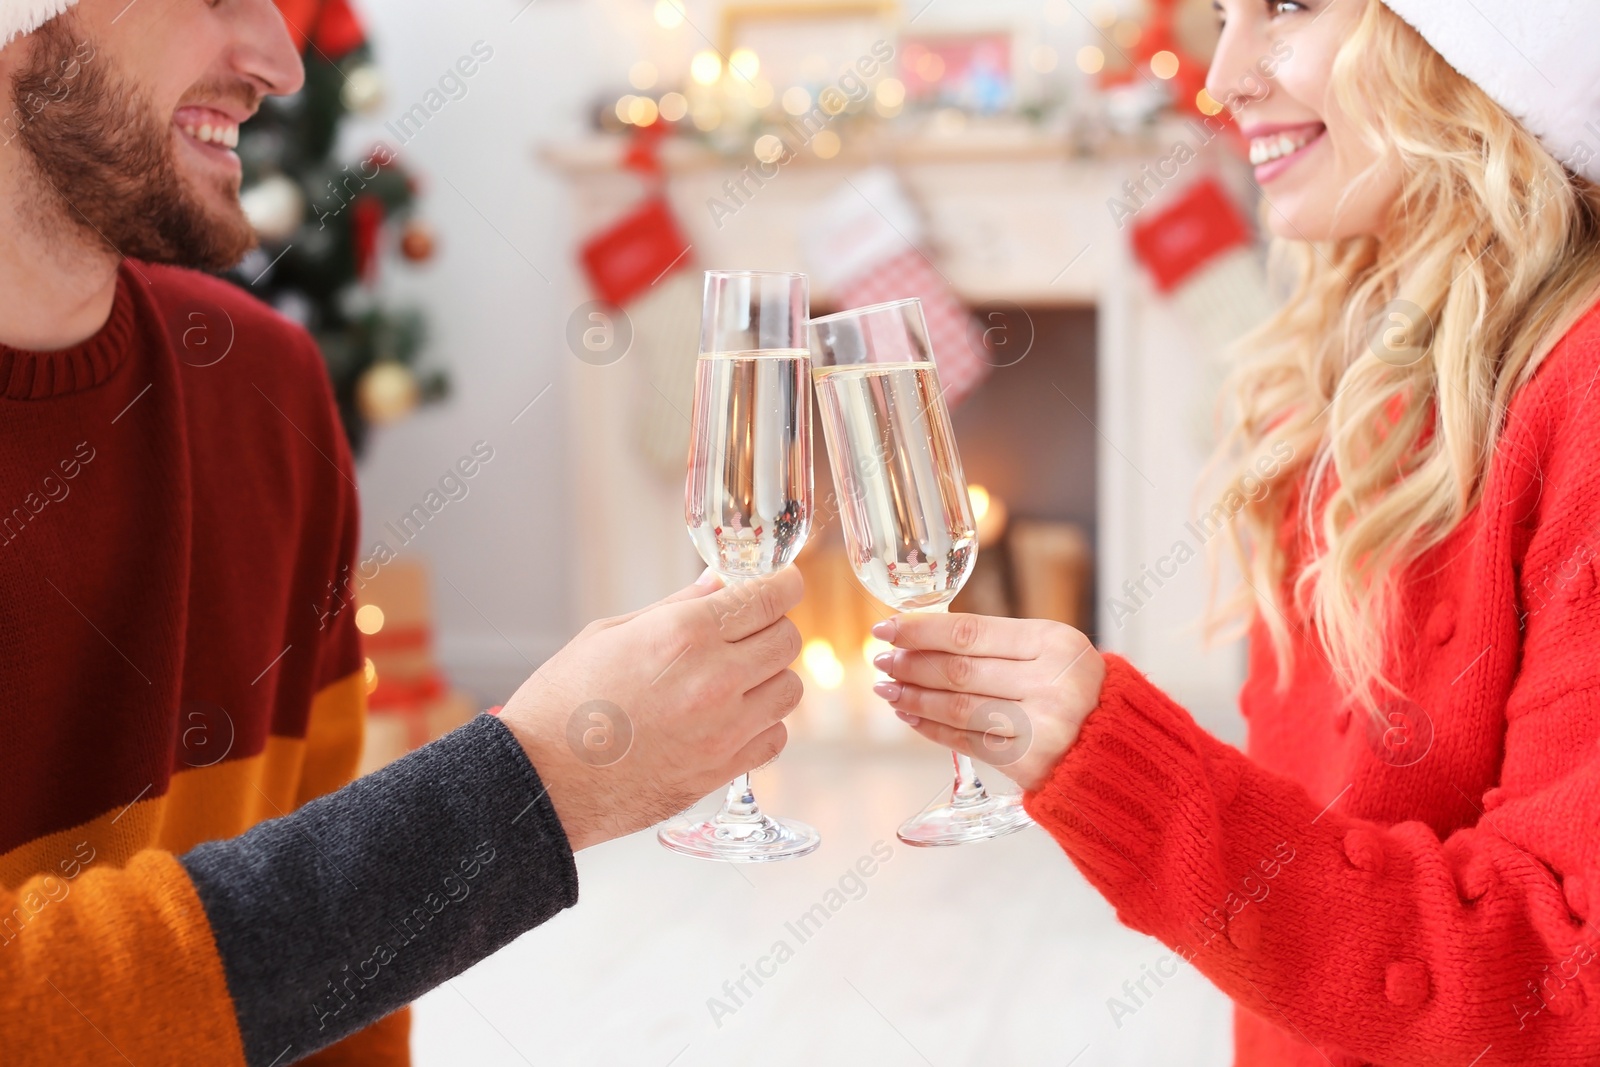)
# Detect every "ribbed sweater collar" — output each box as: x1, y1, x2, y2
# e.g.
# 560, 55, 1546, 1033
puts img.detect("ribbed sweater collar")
0, 262, 137, 400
